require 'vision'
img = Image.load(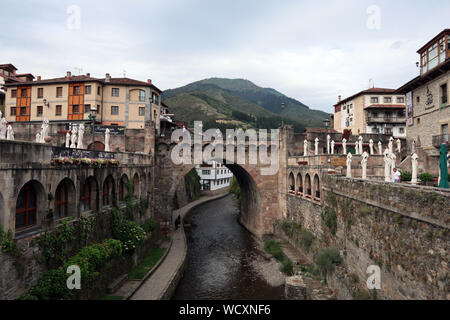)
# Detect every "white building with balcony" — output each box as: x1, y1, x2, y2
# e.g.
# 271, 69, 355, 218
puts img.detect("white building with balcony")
196, 161, 233, 192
